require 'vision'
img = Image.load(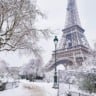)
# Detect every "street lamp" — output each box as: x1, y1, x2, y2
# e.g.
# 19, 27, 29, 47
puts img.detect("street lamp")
53, 36, 58, 89
94, 81, 96, 93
